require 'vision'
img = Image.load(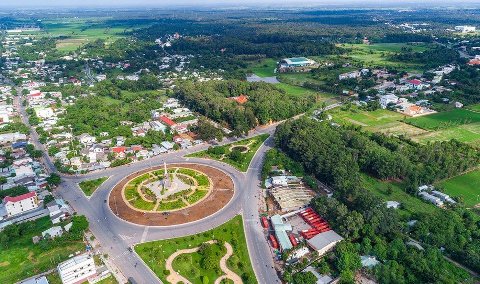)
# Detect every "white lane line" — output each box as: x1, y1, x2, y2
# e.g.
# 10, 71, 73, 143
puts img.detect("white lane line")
140, 226, 149, 243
